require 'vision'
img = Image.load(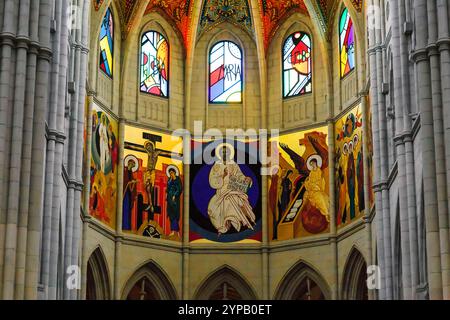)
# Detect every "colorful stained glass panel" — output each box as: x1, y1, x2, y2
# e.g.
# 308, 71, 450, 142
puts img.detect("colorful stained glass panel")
340, 7, 355, 78
99, 8, 113, 78
140, 31, 169, 97
283, 32, 312, 98
209, 41, 243, 103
